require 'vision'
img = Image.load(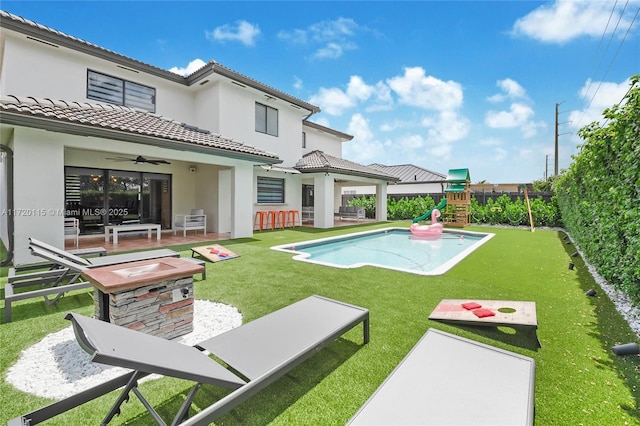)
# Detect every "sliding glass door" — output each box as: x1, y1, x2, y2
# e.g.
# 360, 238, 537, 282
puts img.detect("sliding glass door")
65, 167, 171, 234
